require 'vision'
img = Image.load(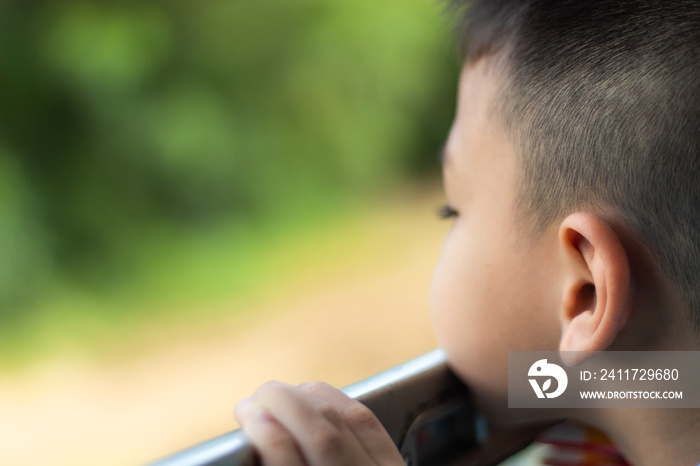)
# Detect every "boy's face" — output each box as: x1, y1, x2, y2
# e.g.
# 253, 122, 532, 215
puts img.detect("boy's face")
430, 60, 561, 419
